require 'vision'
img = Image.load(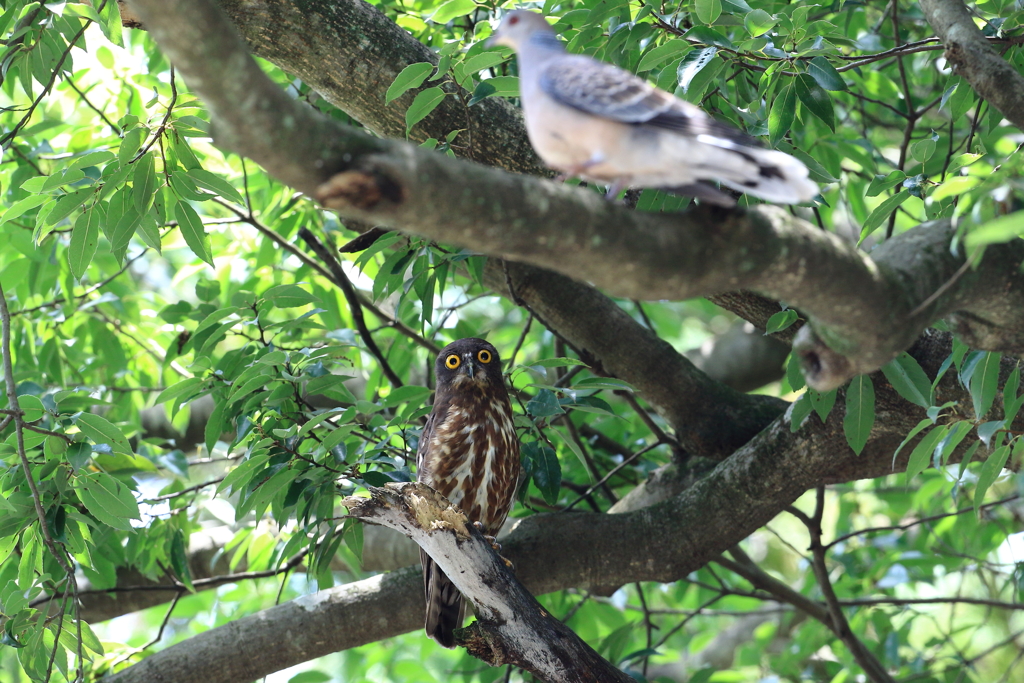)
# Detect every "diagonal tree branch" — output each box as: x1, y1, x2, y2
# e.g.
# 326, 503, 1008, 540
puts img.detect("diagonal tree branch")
342, 484, 636, 683
103, 327, 1019, 683
127, 0, 1024, 392
921, 0, 1024, 131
